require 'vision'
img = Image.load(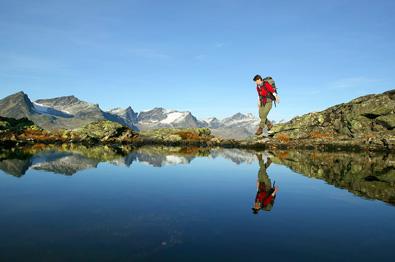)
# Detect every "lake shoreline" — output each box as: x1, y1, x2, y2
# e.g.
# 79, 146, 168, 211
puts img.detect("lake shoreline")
1, 136, 393, 153
1, 115, 393, 153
